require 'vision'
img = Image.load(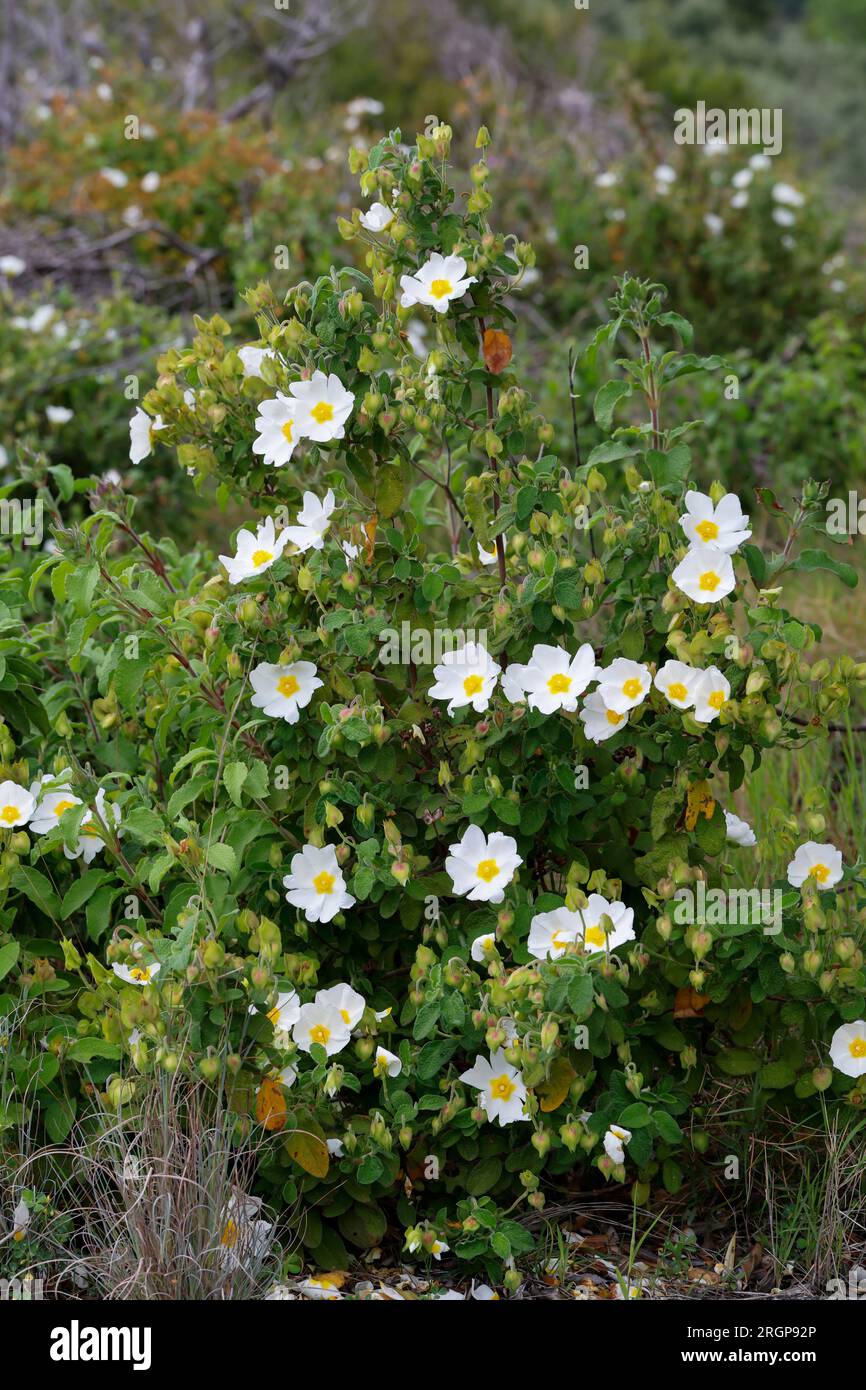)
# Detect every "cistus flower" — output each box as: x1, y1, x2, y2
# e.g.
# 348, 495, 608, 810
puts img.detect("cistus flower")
830, 1020, 866, 1078
249, 660, 323, 724
507, 642, 596, 713
671, 545, 736, 603
528, 907, 581, 961
470, 931, 497, 962
289, 371, 354, 442
219, 516, 290, 585
691, 666, 731, 724
292, 1001, 351, 1057
477, 541, 499, 566
374, 1046, 402, 1078
283, 489, 336, 553
0, 780, 36, 828
579, 896, 635, 953
594, 658, 652, 714
725, 811, 756, 847
428, 641, 499, 715
459, 1053, 528, 1125
218, 1193, 273, 1271
129, 406, 164, 465
399, 252, 476, 313
238, 345, 276, 378
787, 841, 844, 890
679, 490, 751, 554
252, 394, 302, 467
282, 843, 355, 923
68, 789, 121, 864
112, 959, 161, 985
445, 825, 523, 904
654, 659, 702, 710
315, 982, 366, 1029
249, 989, 301, 1033
603, 1124, 632, 1164
359, 201, 394, 232
579, 691, 628, 743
